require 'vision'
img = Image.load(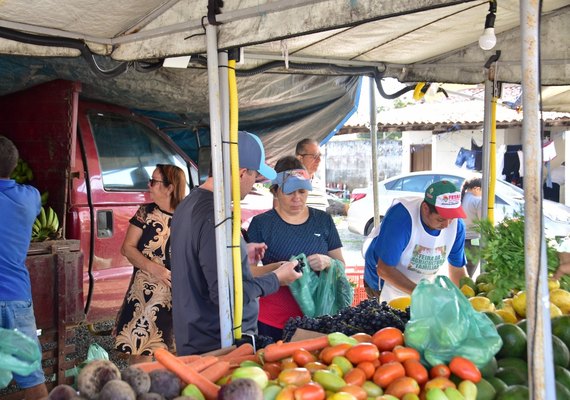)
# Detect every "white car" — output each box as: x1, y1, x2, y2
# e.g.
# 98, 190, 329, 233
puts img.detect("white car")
347, 170, 570, 239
